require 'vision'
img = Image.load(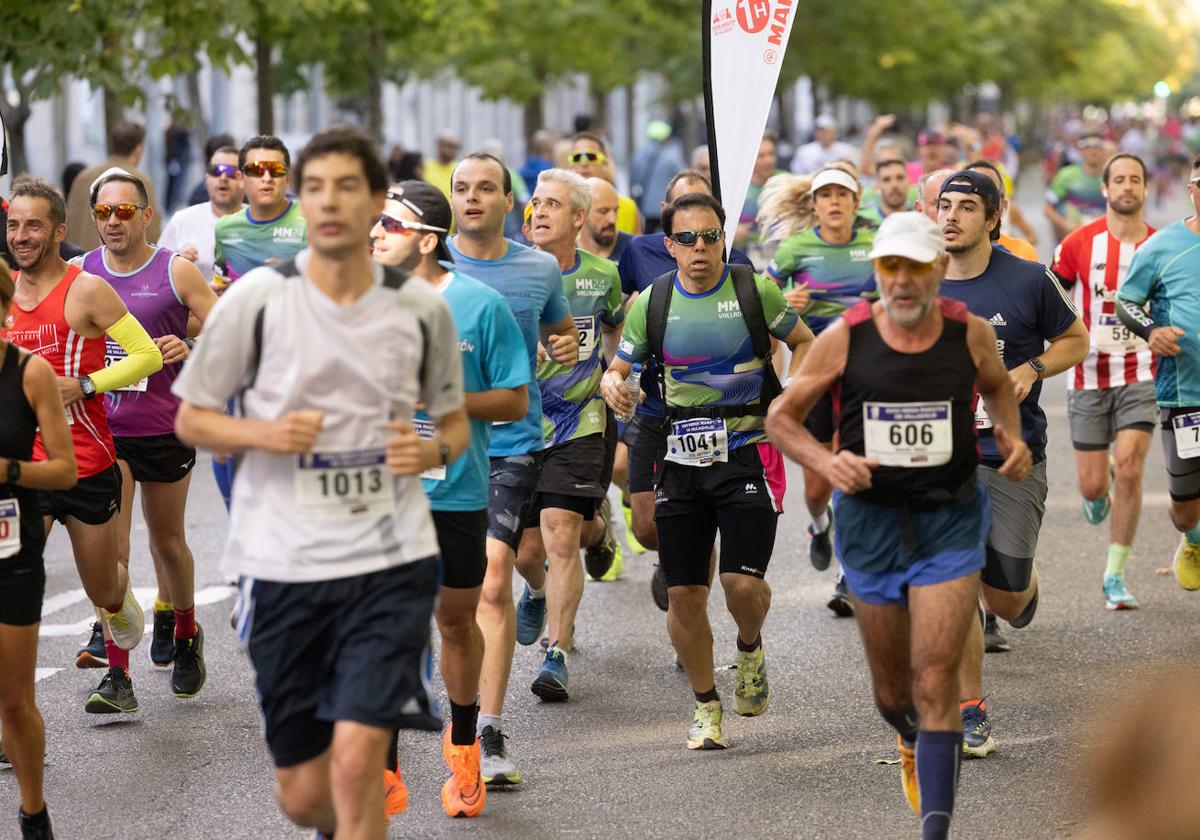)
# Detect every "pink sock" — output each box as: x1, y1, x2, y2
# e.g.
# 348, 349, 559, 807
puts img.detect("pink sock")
174, 606, 196, 640
105, 640, 129, 672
